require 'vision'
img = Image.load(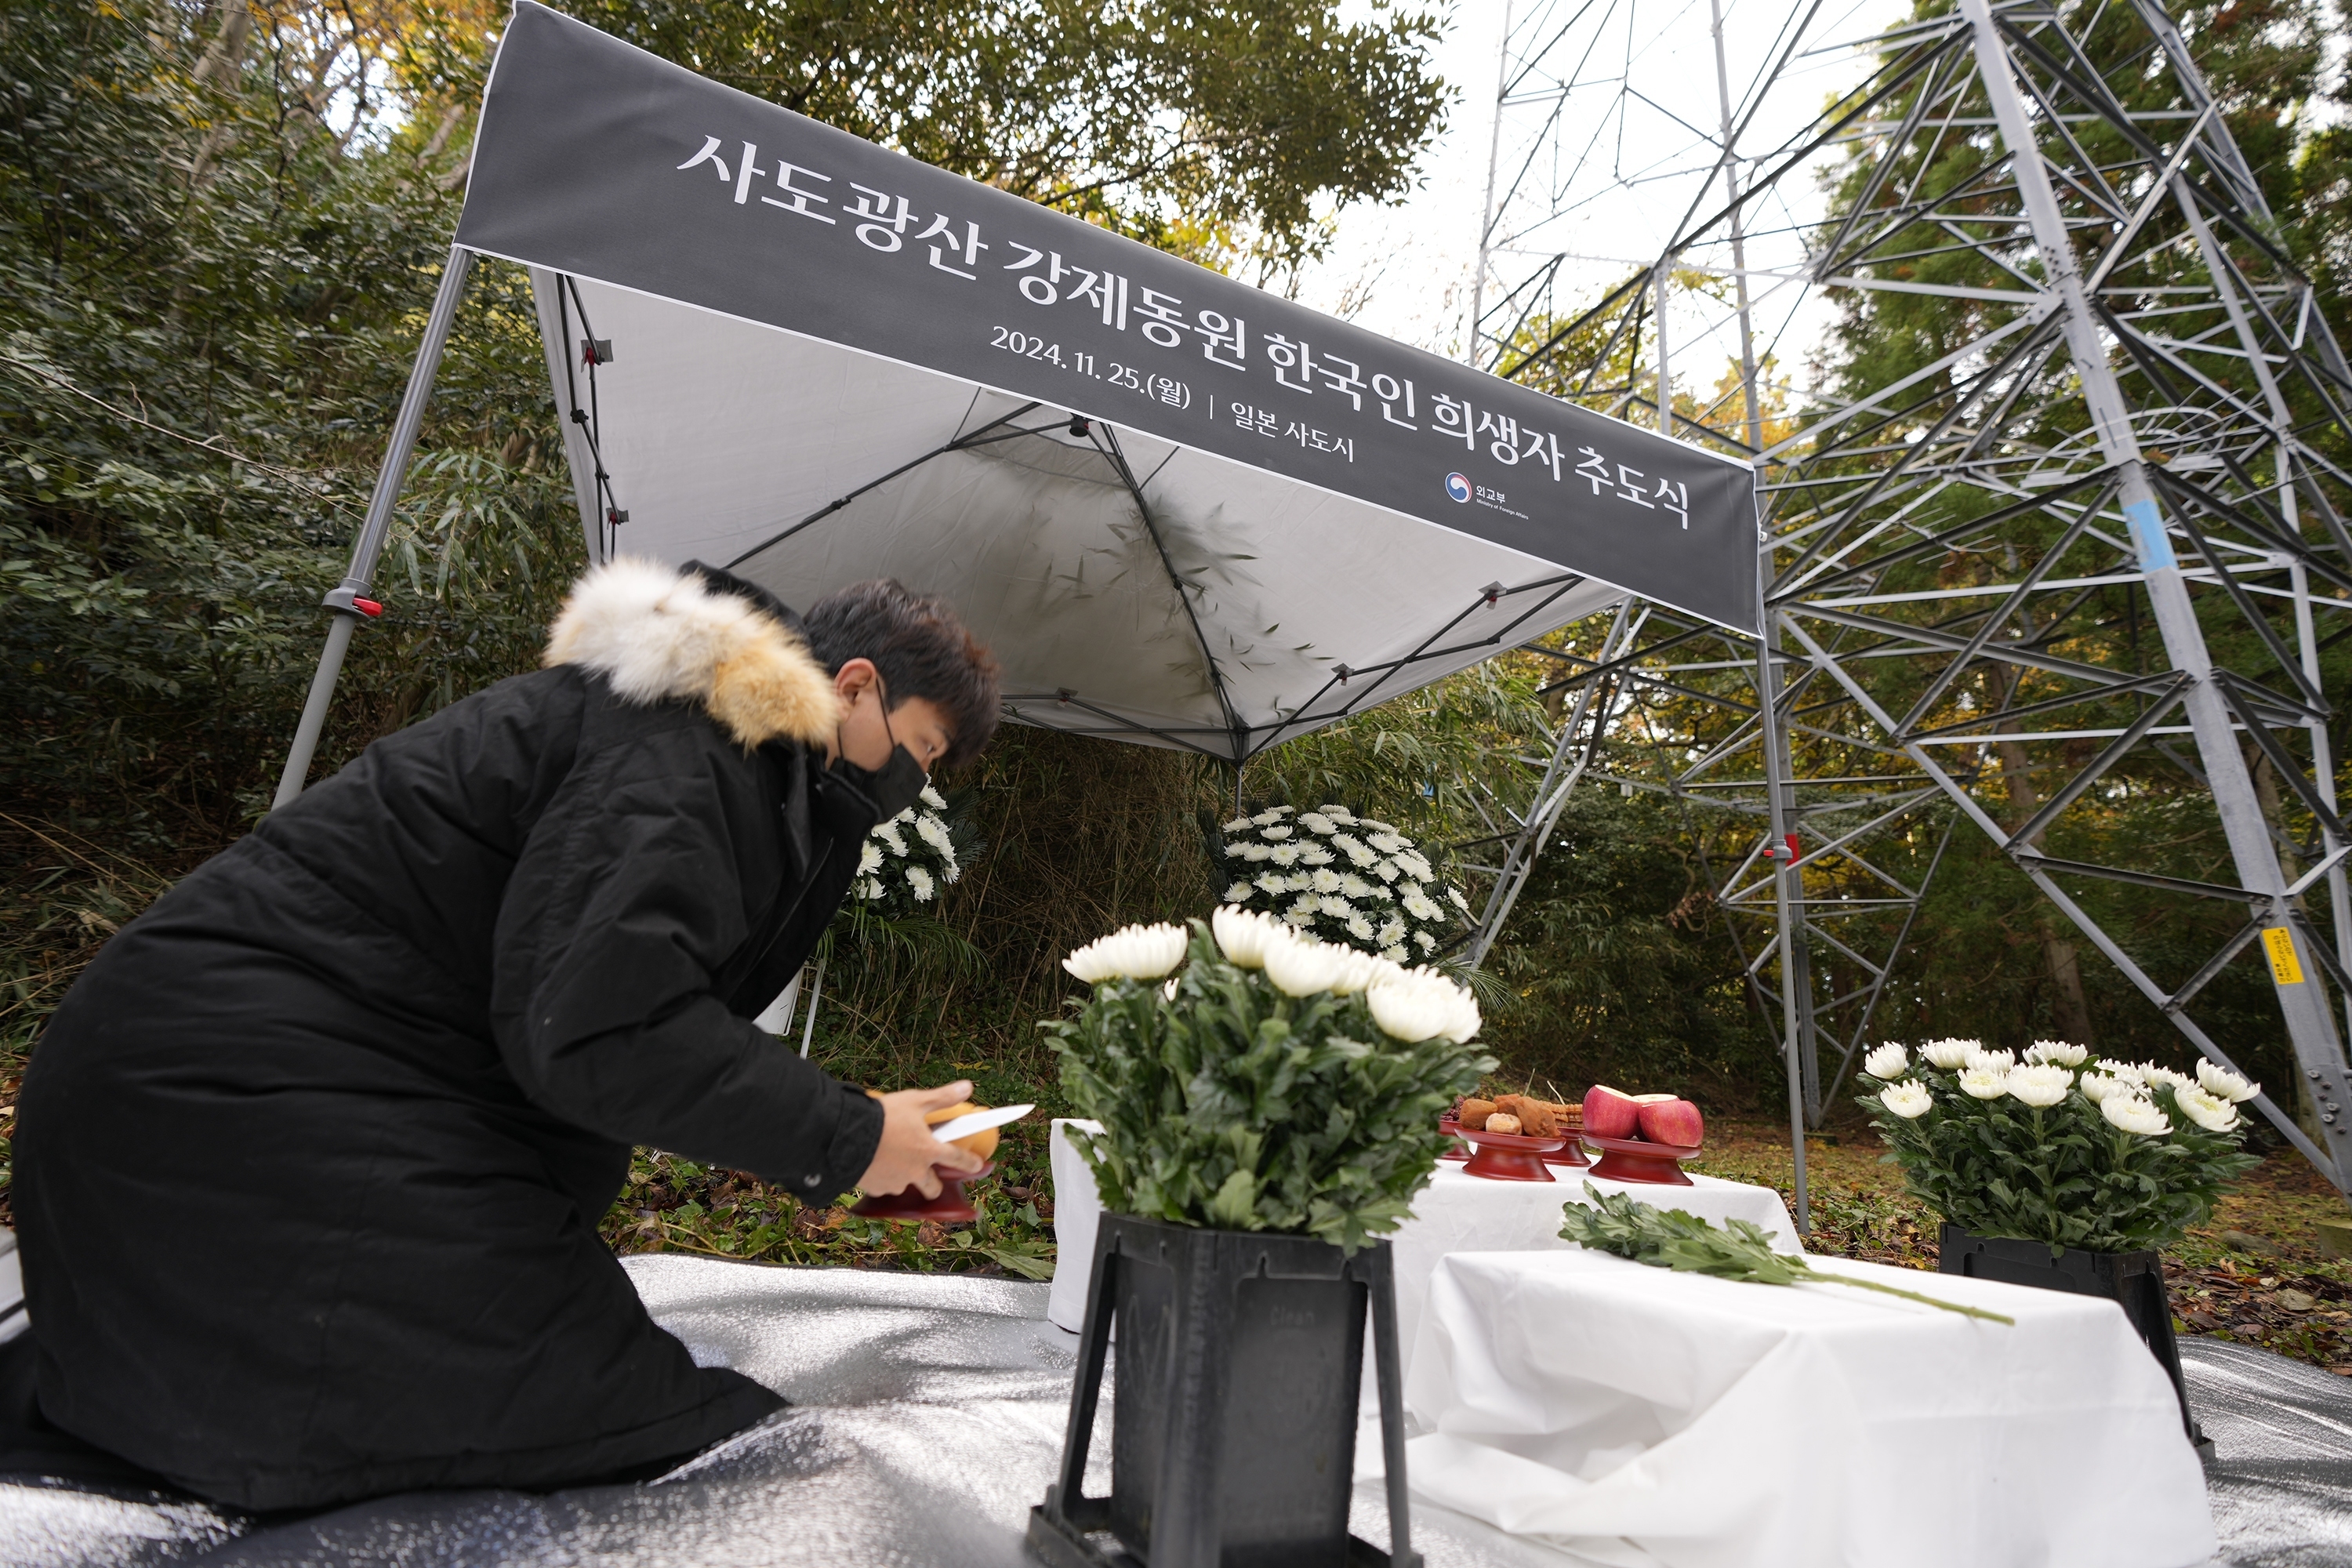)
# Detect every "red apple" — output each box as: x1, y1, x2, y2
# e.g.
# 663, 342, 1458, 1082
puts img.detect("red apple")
1582, 1085, 1642, 1139
1637, 1098, 1705, 1149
